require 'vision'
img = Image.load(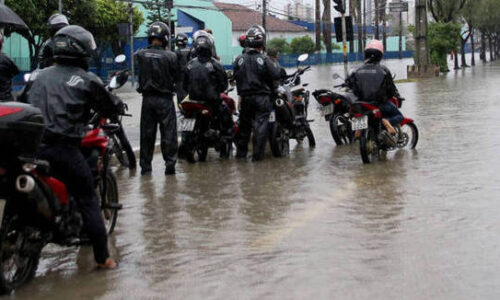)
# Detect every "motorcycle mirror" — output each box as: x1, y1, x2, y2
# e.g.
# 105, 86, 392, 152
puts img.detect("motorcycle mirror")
109, 76, 119, 89
115, 54, 126, 64
392, 73, 396, 80
24, 73, 31, 82
297, 53, 309, 63
332, 73, 342, 80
